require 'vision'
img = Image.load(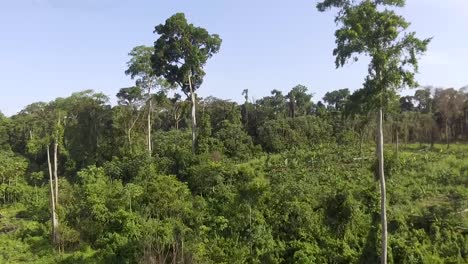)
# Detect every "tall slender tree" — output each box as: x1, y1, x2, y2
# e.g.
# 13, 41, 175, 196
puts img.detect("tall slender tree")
24, 102, 63, 250
317, 1, 430, 263
126, 45, 170, 156
116, 86, 144, 152
151, 13, 222, 153
242, 89, 249, 126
